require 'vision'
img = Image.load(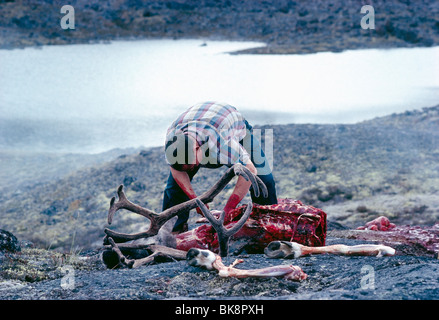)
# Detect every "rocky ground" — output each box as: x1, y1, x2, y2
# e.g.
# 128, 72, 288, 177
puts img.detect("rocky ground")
2, 106, 439, 252
1, 236, 438, 301
1, 106, 439, 301
1, 0, 438, 53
